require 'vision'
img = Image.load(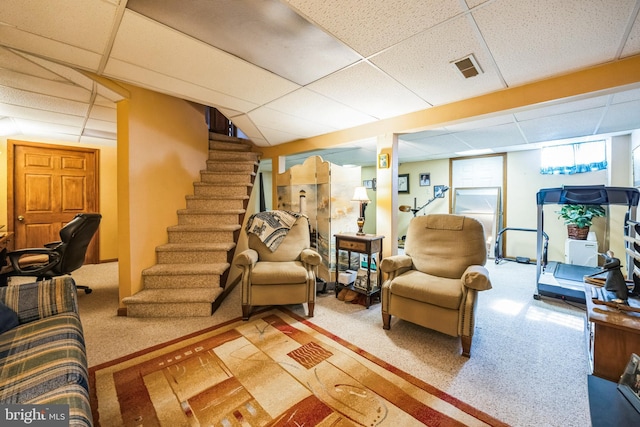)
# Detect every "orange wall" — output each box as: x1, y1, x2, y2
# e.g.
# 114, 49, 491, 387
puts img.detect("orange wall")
117, 84, 209, 304
0, 136, 118, 260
